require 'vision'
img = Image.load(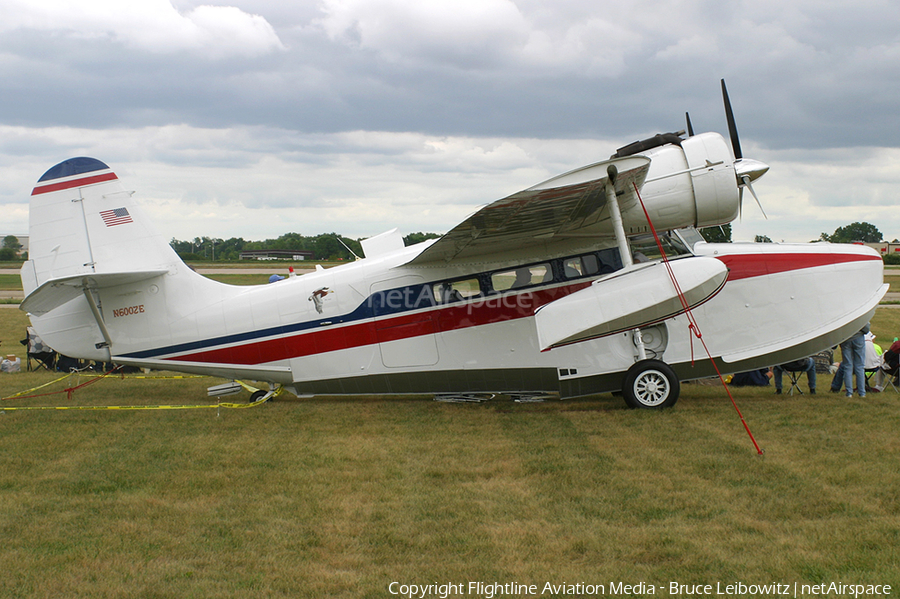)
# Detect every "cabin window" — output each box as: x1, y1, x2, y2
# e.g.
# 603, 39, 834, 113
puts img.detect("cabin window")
596, 248, 623, 274
433, 278, 481, 303
491, 263, 552, 292
563, 254, 600, 279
